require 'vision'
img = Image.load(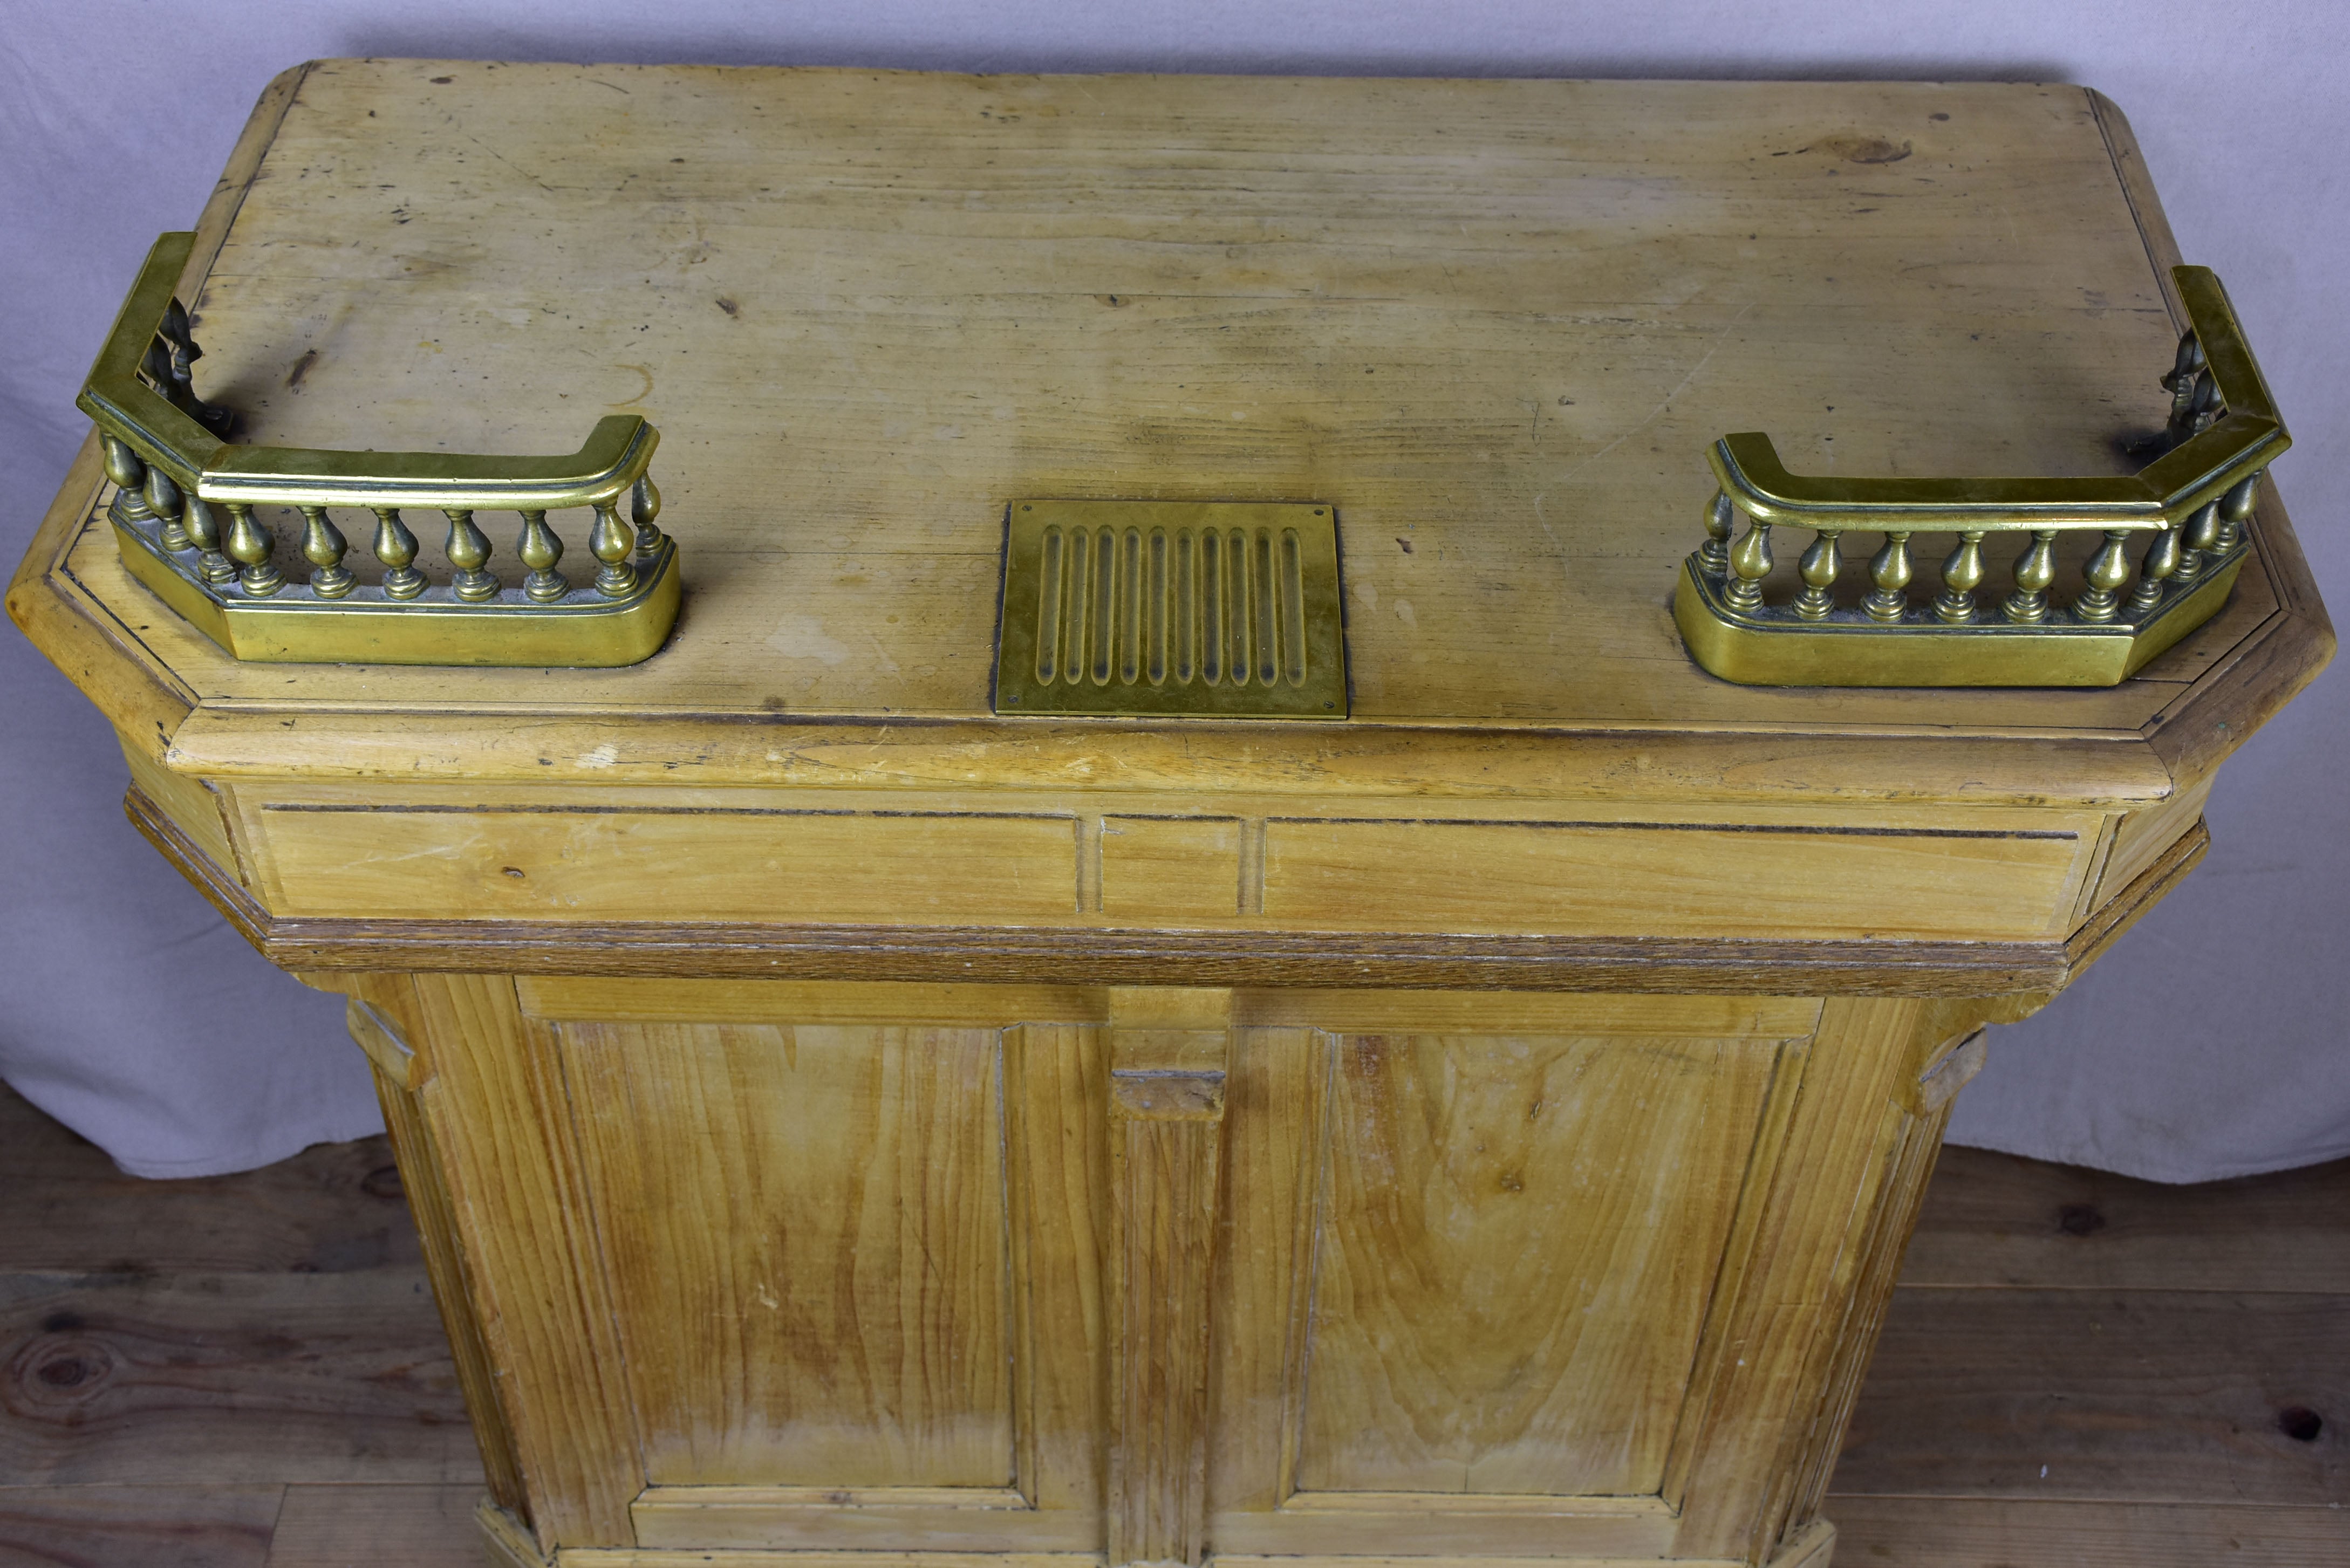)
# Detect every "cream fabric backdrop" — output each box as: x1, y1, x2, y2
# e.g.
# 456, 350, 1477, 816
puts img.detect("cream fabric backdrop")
3, 0, 2343, 1180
